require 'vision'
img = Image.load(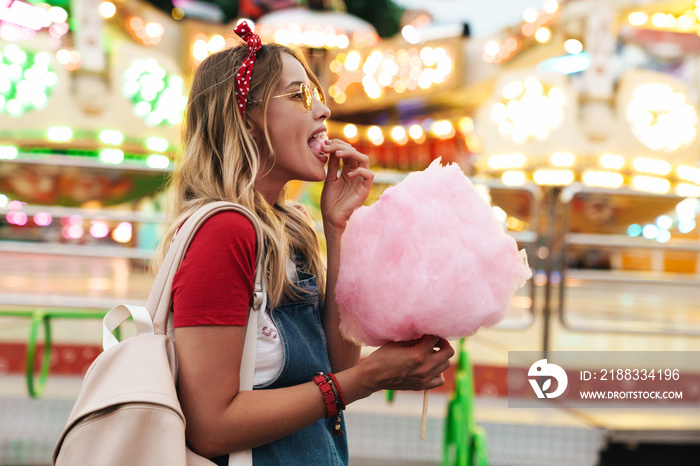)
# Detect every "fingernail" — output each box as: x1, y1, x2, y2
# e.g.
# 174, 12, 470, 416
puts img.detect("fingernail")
324, 140, 331, 145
